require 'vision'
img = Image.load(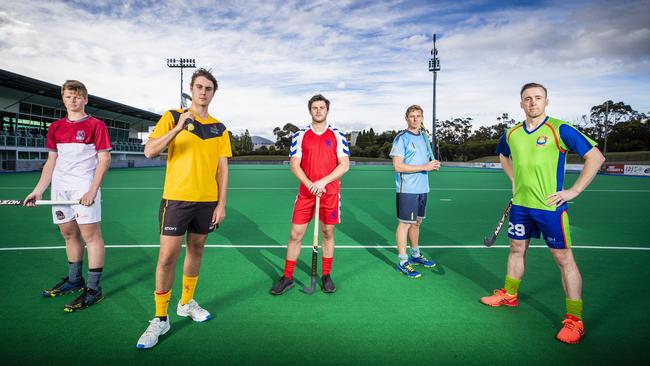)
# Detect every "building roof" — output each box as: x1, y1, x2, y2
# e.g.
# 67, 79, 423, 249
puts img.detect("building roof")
0, 69, 160, 122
